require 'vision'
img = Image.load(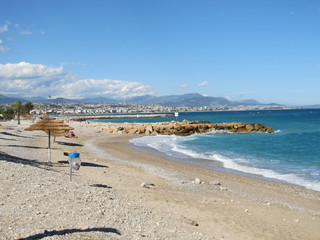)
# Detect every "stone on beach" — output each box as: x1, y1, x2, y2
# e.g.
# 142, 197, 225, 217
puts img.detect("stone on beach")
193, 178, 203, 184
182, 217, 199, 226
141, 181, 155, 188
210, 180, 221, 186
